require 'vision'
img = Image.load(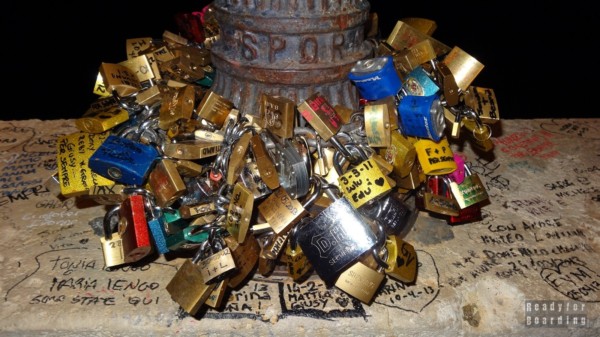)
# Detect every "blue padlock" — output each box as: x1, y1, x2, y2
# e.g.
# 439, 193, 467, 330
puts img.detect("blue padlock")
397, 94, 446, 141
89, 135, 159, 185
348, 56, 402, 101
403, 66, 439, 97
